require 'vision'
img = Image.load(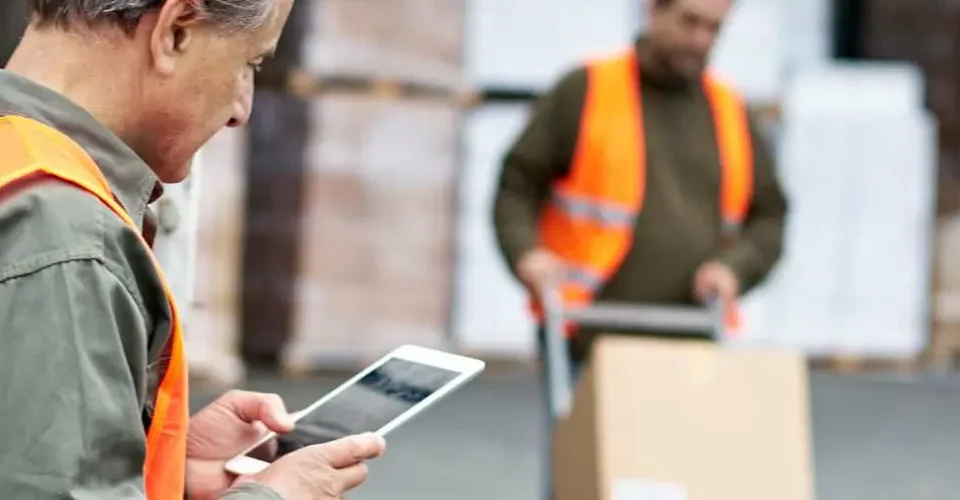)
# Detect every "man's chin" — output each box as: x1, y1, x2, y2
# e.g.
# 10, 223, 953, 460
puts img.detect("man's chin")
675, 59, 707, 80
153, 161, 194, 184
